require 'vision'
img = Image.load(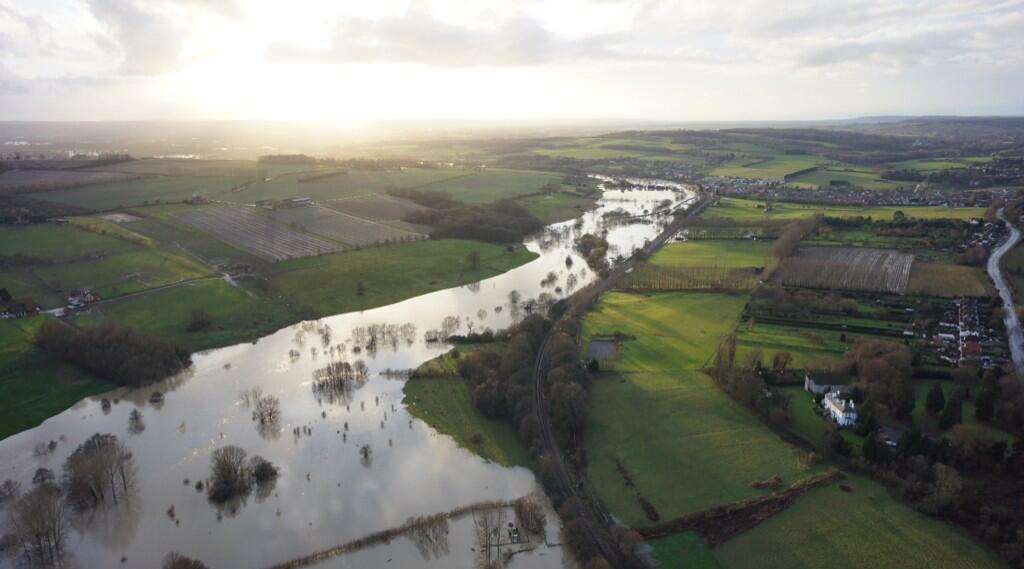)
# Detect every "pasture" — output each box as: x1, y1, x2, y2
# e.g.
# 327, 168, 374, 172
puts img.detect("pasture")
414, 168, 562, 204
736, 323, 853, 370
518, 191, 598, 223
74, 278, 291, 351
223, 167, 467, 204
34, 174, 244, 210
403, 376, 529, 468
908, 263, 992, 297
774, 247, 914, 294
586, 370, 814, 527
713, 475, 1004, 569
706, 197, 985, 223
0, 169, 135, 193
711, 155, 822, 180
649, 240, 771, 269
0, 316, 112, 440
0, 222, 211, 308
268, 239, 537, 318
268, 205, 422, 247
582, 292, 819, 526
174, 206, 343, 261
787, 166, 902, 191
